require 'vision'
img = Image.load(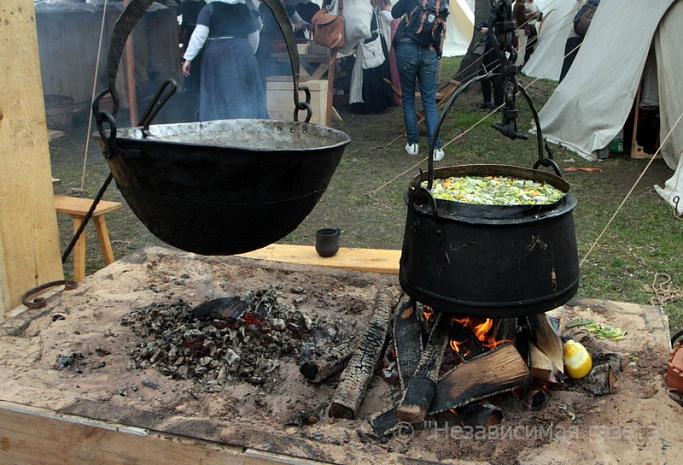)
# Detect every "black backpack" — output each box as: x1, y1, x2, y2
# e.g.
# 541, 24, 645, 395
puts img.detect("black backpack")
404, 0, 449, 47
